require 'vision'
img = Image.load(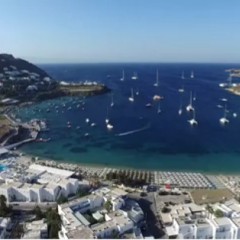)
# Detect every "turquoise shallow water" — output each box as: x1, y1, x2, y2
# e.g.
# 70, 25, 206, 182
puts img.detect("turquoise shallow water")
15, 63, 240, 173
